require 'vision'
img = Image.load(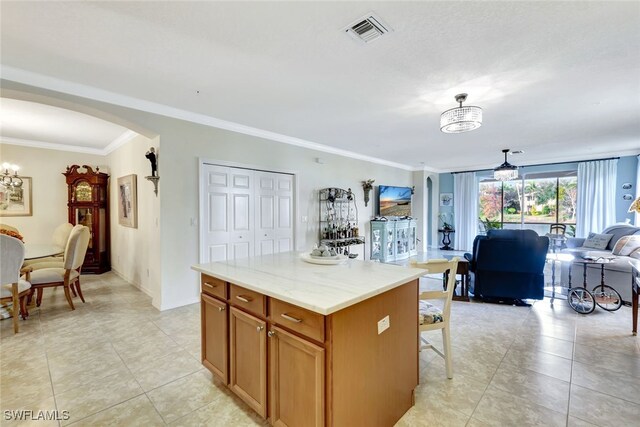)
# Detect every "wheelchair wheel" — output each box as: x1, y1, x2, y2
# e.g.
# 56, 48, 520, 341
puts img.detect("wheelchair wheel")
568, 288, 595, 314
592, 285, 623, 311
